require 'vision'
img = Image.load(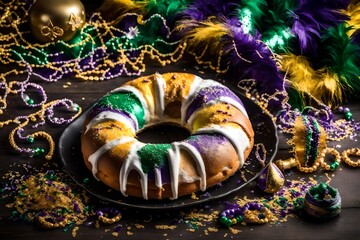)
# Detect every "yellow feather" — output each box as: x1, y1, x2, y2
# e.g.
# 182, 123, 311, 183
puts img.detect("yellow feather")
281, 54, 343, 107
281, 54, 317, 93
342, 2, 360, 37
176, 19, 231, 54
98, 0, 148, 24
314, 70, 343, 107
